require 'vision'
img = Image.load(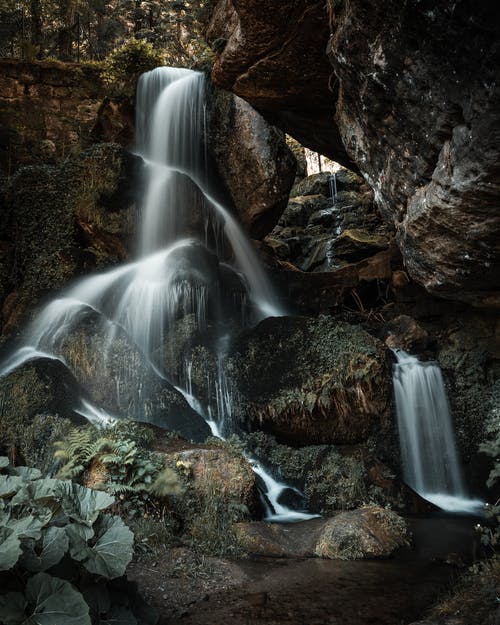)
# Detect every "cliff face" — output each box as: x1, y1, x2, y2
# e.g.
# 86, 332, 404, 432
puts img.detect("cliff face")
209, 0, 500, 307
206, 0, 351, 167
0, 59, 133, 173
